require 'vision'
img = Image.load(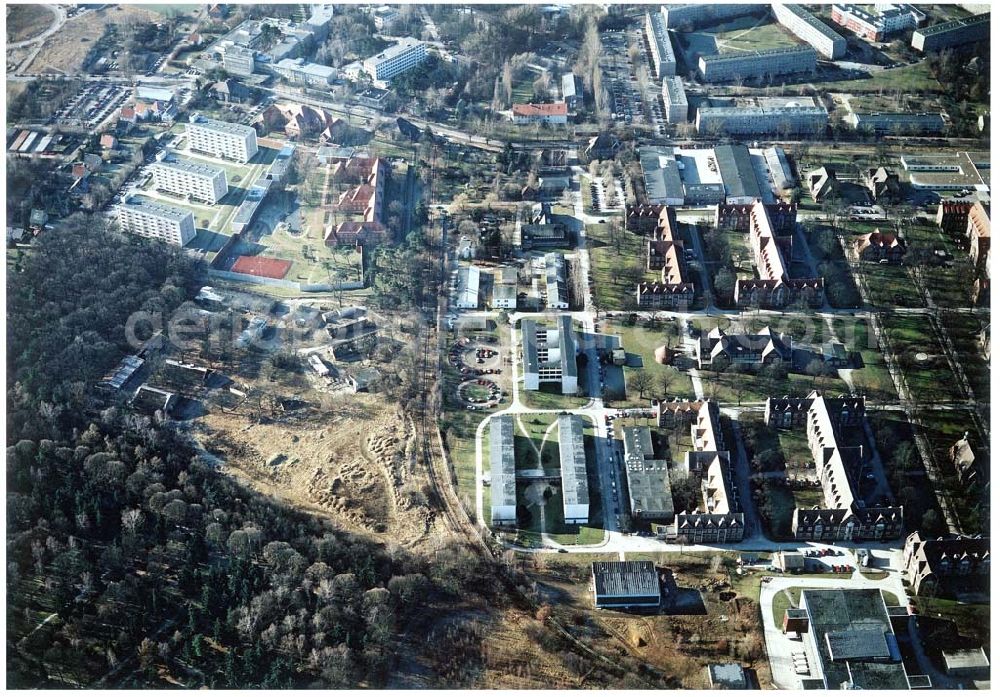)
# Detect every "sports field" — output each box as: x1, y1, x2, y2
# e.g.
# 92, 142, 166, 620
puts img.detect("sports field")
230, 255, 293, 279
